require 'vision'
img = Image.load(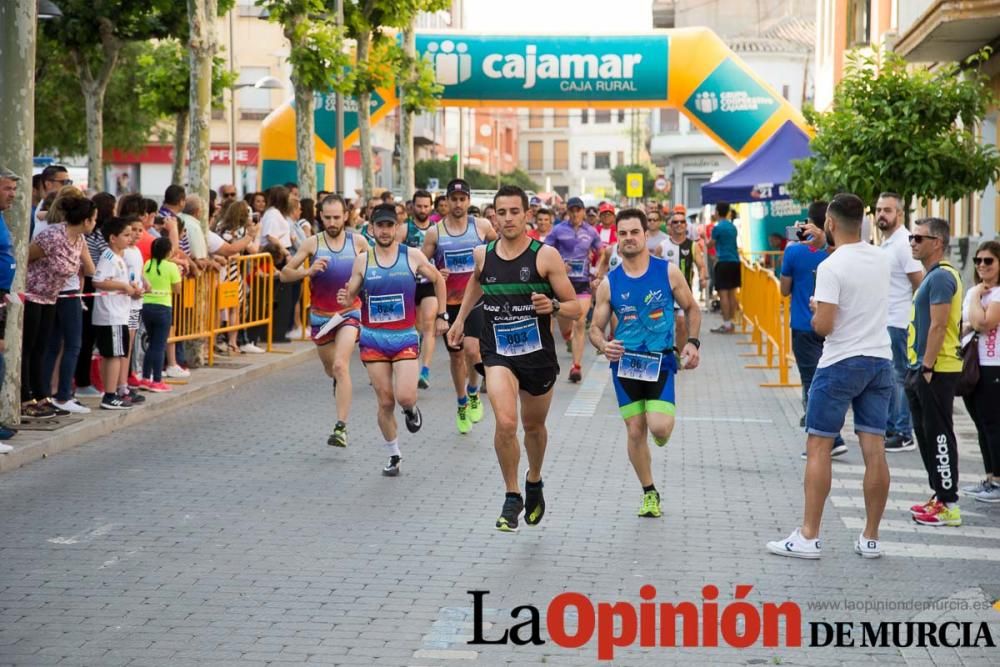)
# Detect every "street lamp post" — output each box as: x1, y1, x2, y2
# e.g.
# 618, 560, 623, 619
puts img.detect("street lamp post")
229, 75, 283, 196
